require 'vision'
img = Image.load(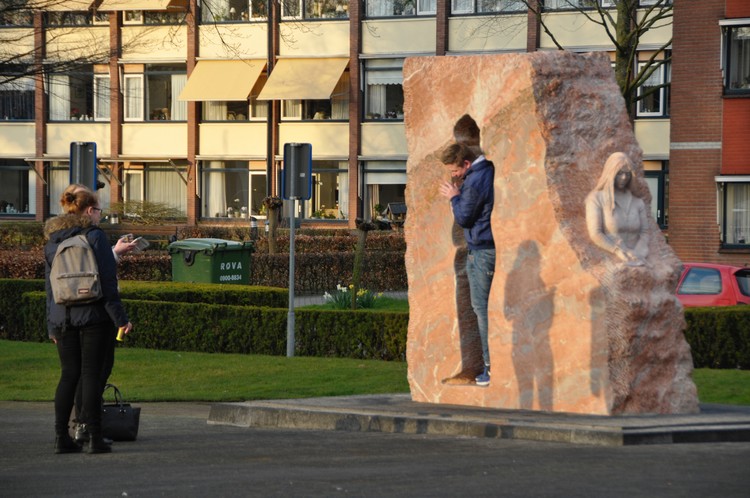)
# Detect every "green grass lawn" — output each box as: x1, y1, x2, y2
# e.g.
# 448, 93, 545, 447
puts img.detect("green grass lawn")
300, 295, 410, 312
1, 339, 748, 406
